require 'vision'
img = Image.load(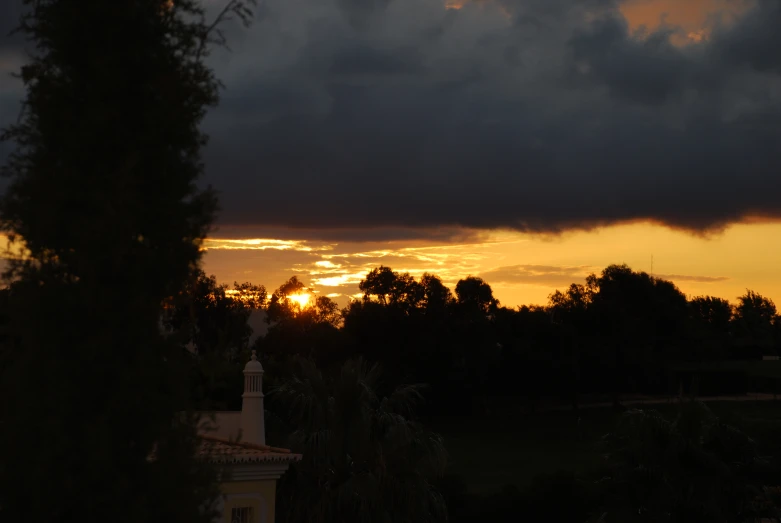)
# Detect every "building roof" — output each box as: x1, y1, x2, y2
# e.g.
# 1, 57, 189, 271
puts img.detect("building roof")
199, 435, 302, 465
